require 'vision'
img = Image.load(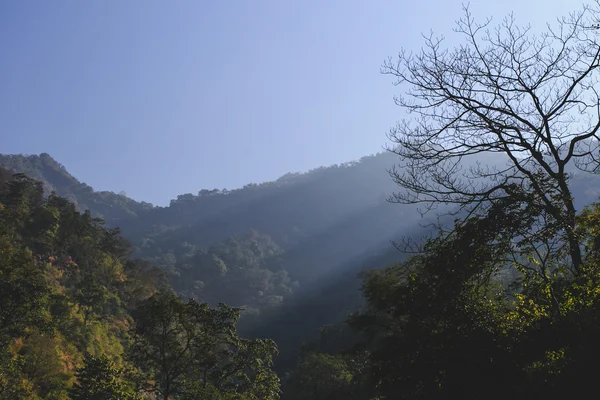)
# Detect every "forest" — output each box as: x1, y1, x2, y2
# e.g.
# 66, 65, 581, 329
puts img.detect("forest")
3, 2, 600, 399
